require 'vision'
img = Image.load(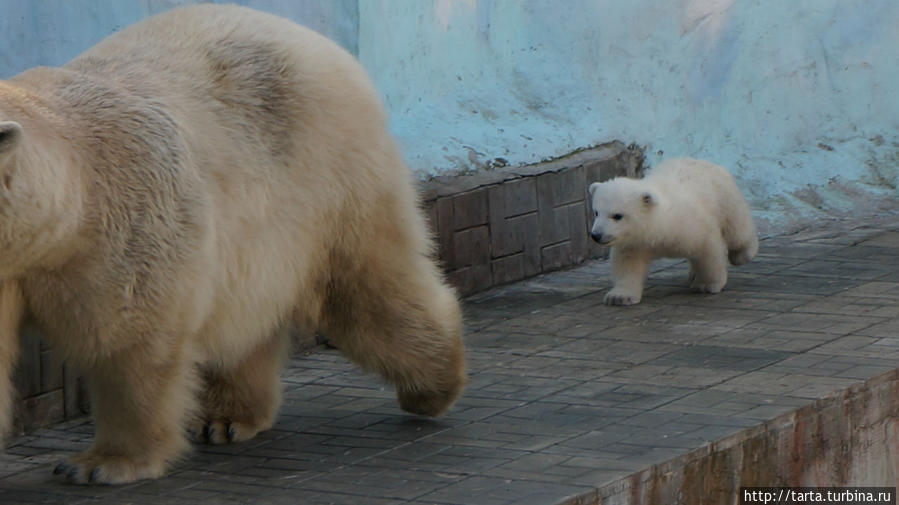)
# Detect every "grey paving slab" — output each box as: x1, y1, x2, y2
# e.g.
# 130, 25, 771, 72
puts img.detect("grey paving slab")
2, 218, 899, 504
